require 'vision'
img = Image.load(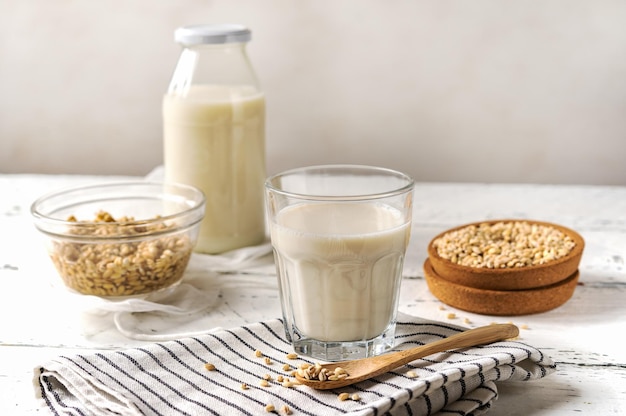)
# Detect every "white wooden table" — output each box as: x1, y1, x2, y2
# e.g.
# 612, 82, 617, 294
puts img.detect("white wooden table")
1, 173, 625, 415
